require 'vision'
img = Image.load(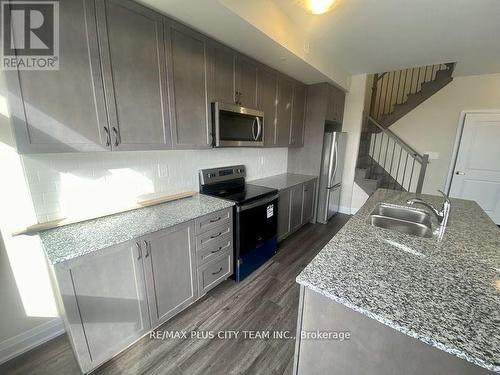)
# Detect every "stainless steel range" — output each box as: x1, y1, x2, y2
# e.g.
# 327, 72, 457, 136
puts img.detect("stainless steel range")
199, 165, 278, 281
